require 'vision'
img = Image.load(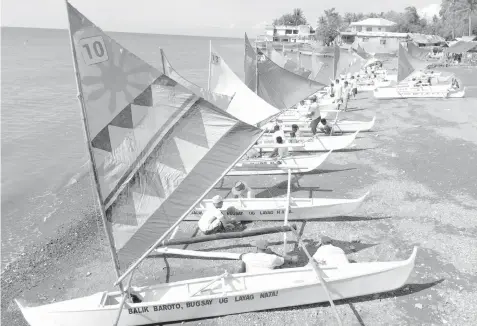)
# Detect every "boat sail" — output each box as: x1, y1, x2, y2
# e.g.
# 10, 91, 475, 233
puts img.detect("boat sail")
265, 43, 312, 79
397, 42, 428, 83
208, 45, 282, 126
160, 49, 232, 111
244, 33, 325, 110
